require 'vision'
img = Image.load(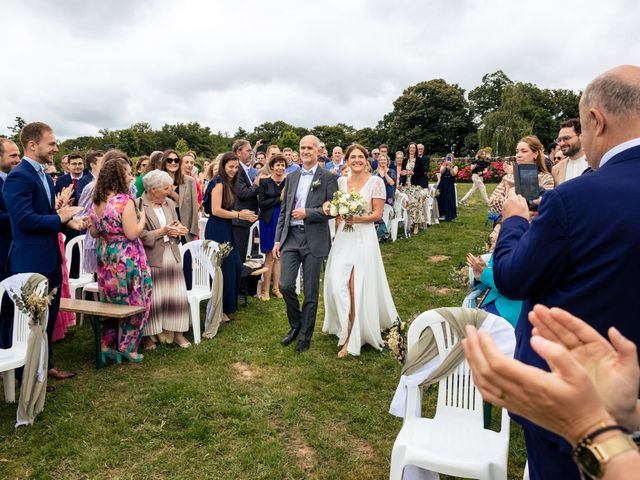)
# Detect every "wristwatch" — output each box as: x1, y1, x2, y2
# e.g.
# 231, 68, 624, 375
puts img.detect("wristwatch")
573, 427, 638, 478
